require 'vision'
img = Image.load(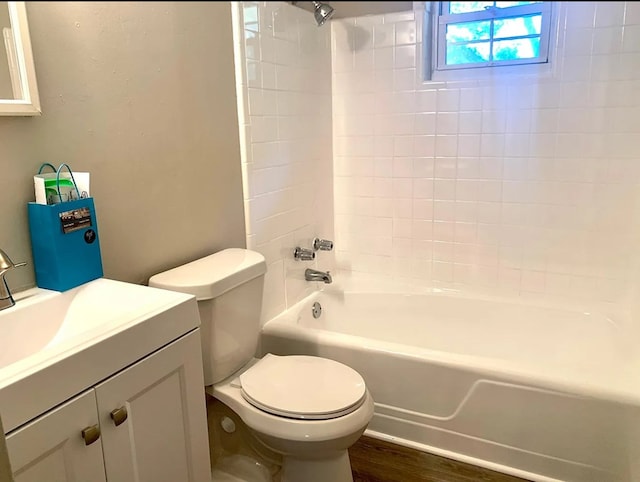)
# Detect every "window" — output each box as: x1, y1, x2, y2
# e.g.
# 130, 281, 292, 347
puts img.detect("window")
435, 2, 552, 71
